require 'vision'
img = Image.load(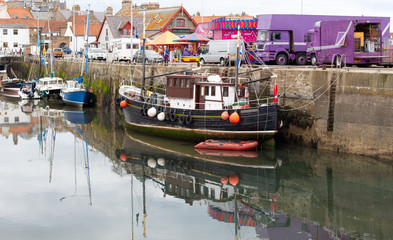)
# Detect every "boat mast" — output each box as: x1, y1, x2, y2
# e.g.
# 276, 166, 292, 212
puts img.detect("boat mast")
140, 11, 146, 98
130, 0, 134, 85
234, 26, 240, 103
84, 9, 91, 88
48, 19, 54, 76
